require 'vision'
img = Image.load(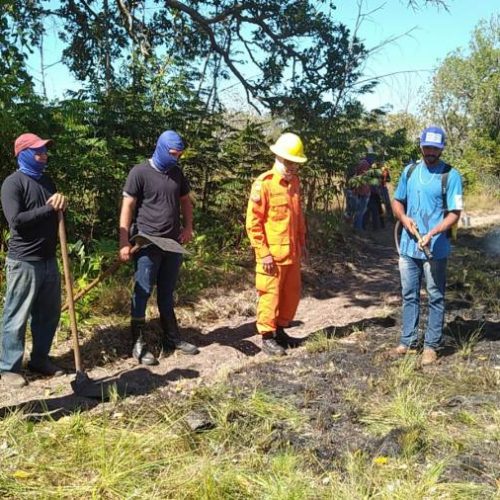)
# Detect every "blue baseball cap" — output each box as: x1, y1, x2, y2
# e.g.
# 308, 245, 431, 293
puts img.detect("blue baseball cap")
420, 126, 446, 149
